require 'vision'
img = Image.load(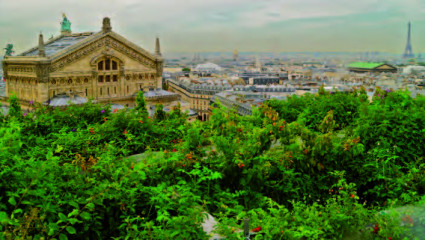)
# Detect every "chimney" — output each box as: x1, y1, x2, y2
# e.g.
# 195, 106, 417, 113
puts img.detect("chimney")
102, 17, 112, 33
38, 32, 46, 57
155, 37, 161, 57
